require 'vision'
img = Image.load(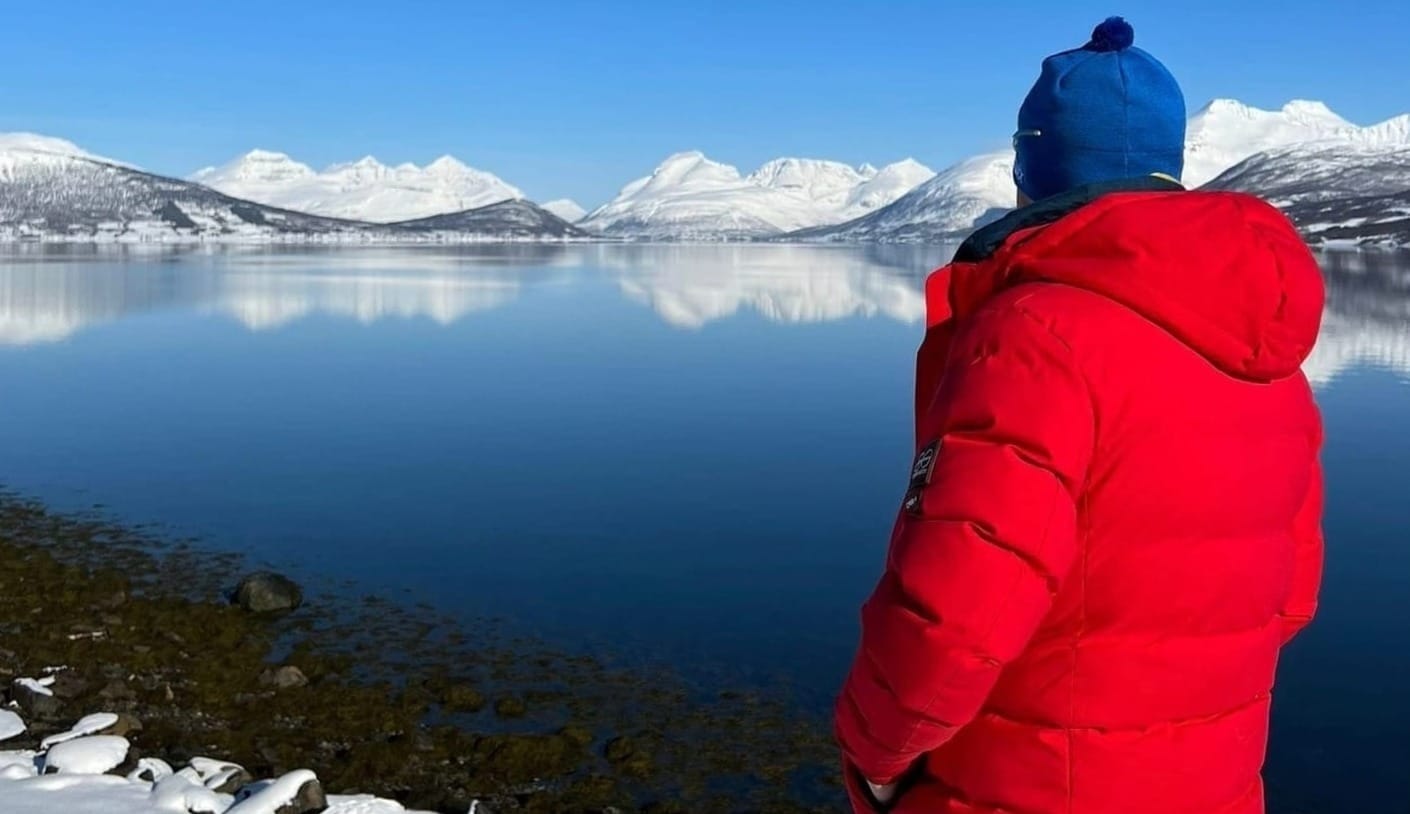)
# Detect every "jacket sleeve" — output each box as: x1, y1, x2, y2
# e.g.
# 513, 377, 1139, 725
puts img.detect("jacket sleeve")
1279, 422, 1324, 645
836, 300, 1094, 785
